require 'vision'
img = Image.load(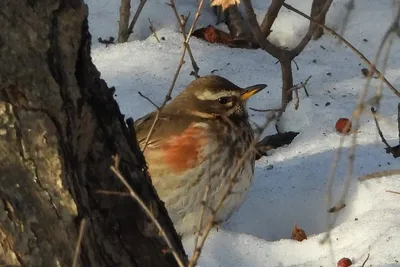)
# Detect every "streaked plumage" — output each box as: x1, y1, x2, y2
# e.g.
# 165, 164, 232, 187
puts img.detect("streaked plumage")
134, 75, 266, 237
